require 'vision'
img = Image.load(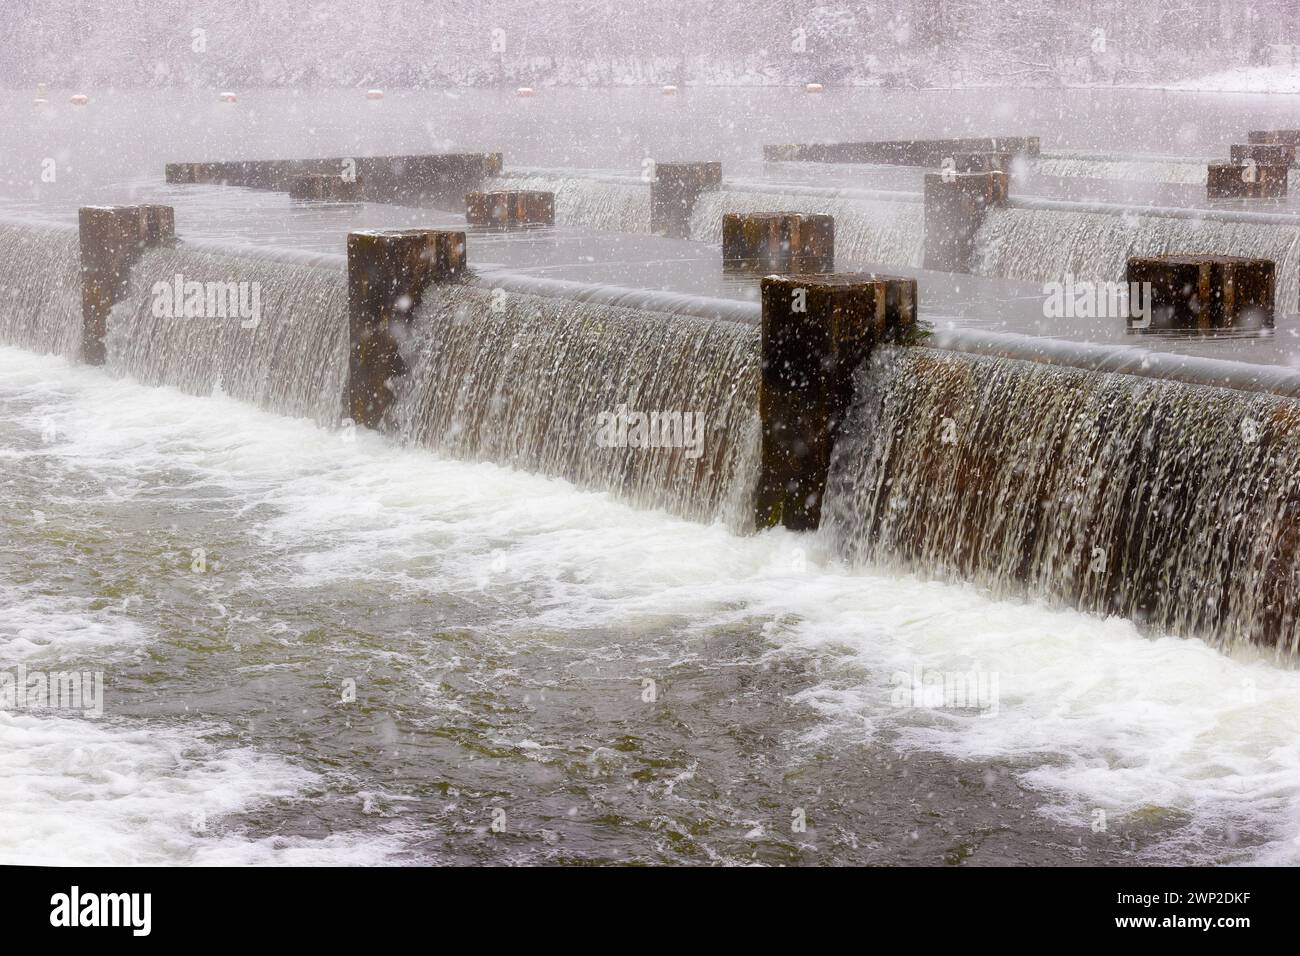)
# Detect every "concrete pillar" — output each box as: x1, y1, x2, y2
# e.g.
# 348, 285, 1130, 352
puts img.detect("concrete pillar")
168, 154, 503, 206
1207, 161, 1288, 199
78, 204, 175, 365
923, 171, 1008, 273
650, 162, 722, 239
722, 212, 834, 274
166, 160, 313, 189
357, 154, 501, 207
164, 163, 198, 184
290, 174, 364, 202
757, 273, 917, 531
465, 190, 555, 228
1230, 143, 1297, 167
345, 229, 466, 429
951, 151, 1014, 174
1248, 130, 1300, 147
1127, 254, 1275, 331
